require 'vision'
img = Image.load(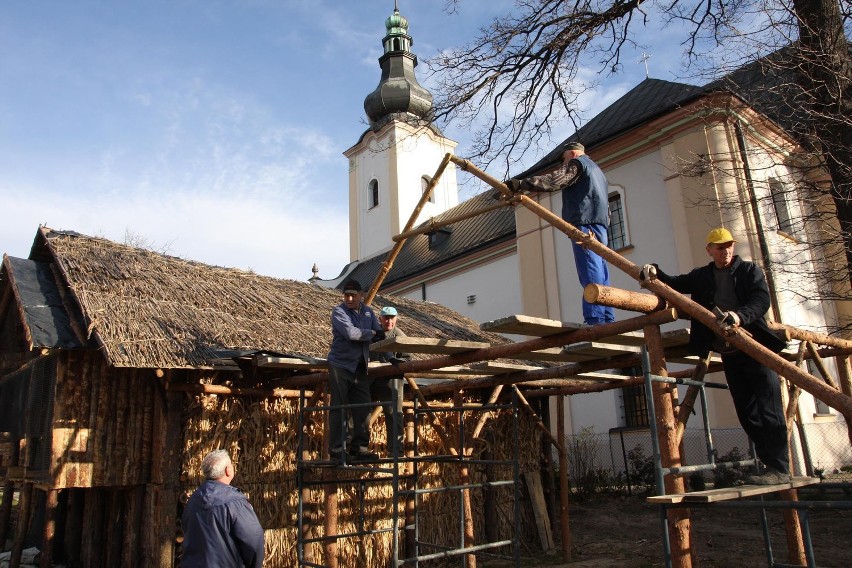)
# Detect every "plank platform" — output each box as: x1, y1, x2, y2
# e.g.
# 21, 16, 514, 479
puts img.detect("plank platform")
480, 314, 583, 336
560, 342, 642, 362
371, 336, 491, 355
646, 477, 819, 504
469, 361, 542, 373
255, 356, 329, 369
